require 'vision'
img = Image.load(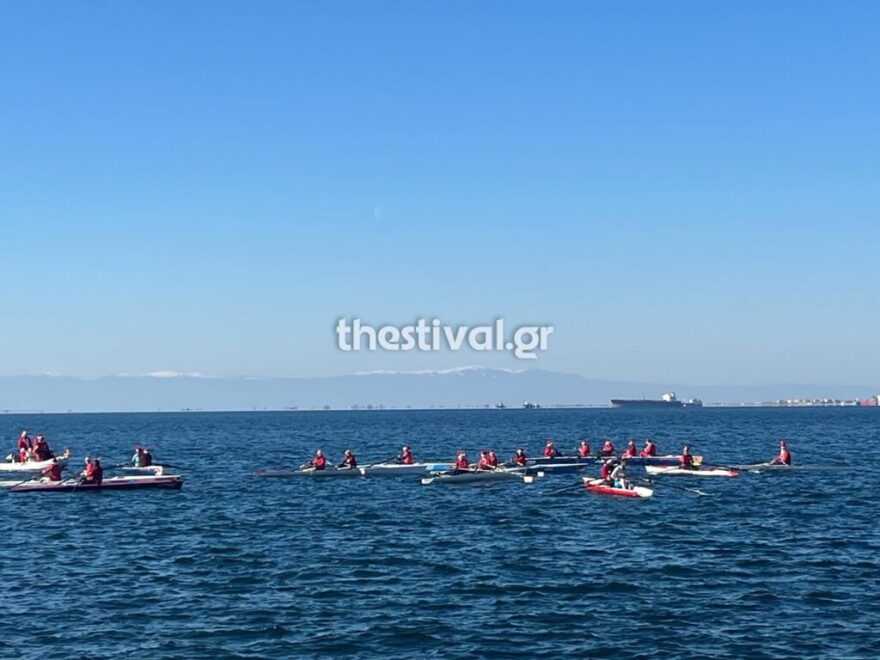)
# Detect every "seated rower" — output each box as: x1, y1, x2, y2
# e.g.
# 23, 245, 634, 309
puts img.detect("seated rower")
577, 440, 591, 457
81, 457, 103, 485
487, 449, 499, 468
476, 450, 493, 470
512, 448, 528, 466
41, 457, 63, 482
18, 445, 31, 463
338, 449, 358, 469
141, 447, 154, 467
598, 439, 615, 457
679, 445, 696, 470
543, 440, 560, 458
398, 445, 413, 465
131, 446, 144, 467
32, 436, 53, 461
769, 440, 792, 466
17, 430, 31, 453
453, 451, 469, 473
307, 449, 327, 471
92, 458, 104, 485
621, 439, 638, 459
640, 438, 657, 457
610, 461, 630, 489
599, 457, 615, 485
